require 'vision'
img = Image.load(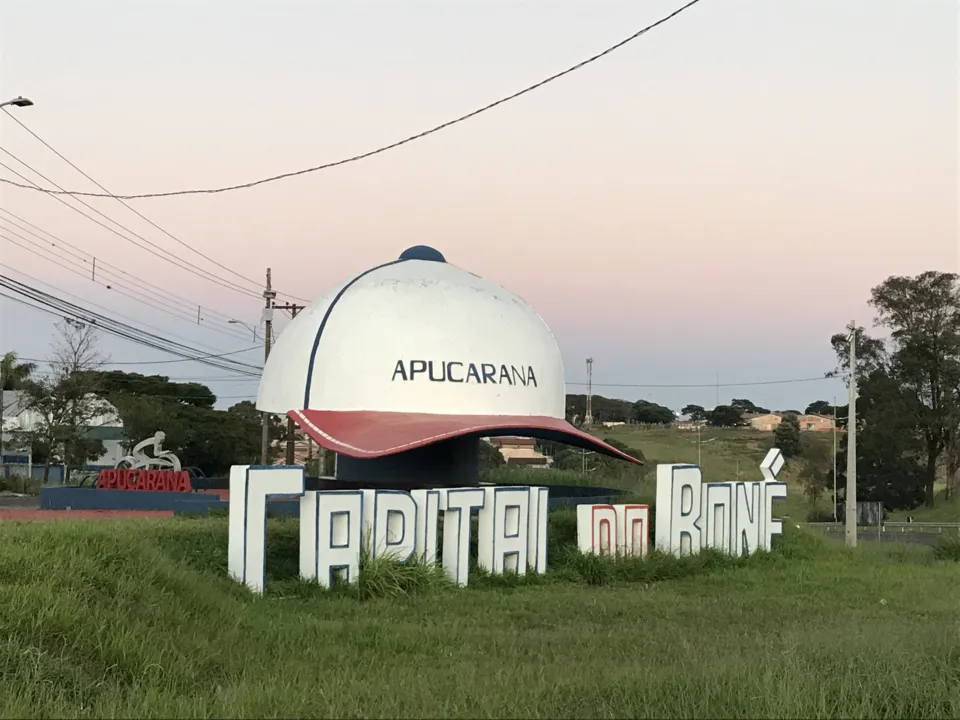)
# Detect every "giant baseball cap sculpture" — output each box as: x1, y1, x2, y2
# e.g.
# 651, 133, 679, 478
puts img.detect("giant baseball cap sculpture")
257, 245, 641, 466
